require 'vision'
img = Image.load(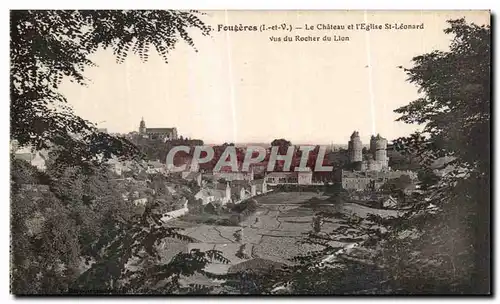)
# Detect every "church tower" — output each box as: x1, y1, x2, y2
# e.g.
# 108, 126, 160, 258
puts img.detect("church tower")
139, 117, 146, 134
